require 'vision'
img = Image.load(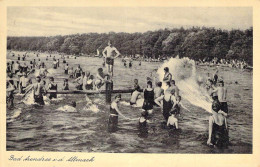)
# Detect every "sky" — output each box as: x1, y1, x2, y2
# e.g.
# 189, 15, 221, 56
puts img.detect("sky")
7, 7, 252, 37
